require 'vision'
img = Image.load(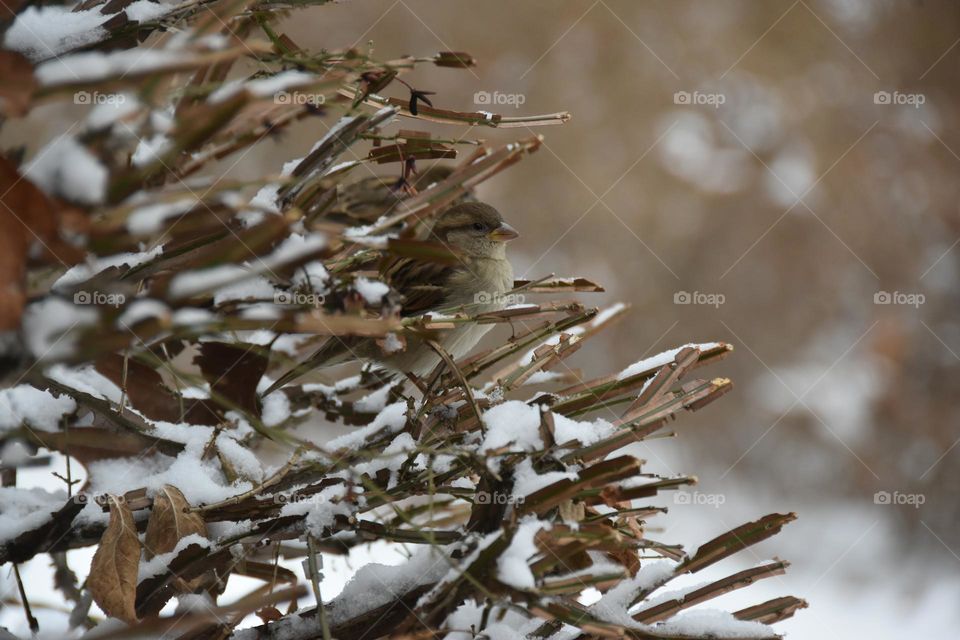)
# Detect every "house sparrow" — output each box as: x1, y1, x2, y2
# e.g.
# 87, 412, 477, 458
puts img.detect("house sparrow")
265, 202, 518, 393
